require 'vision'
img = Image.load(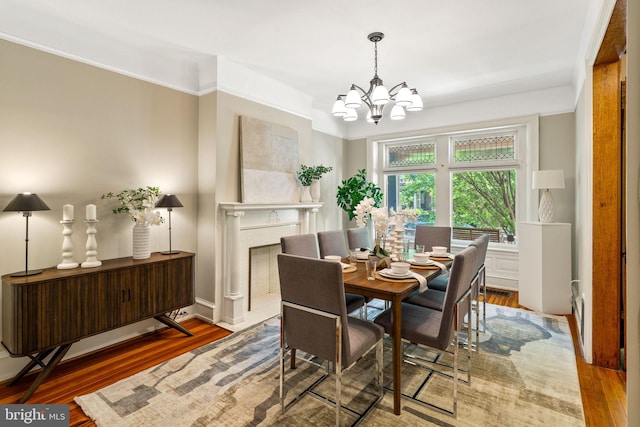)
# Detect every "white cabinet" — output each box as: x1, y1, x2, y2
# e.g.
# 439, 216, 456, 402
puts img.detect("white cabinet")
518, 222, 571, 314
